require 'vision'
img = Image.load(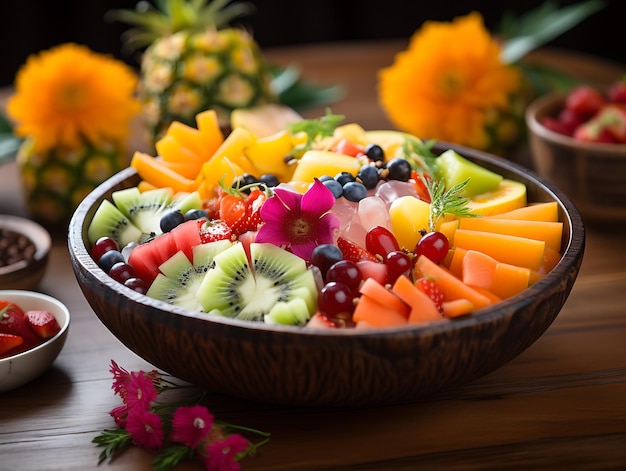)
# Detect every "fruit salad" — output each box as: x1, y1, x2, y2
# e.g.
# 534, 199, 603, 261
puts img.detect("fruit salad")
86, 107, 563, 329
0, 300, 61, 358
